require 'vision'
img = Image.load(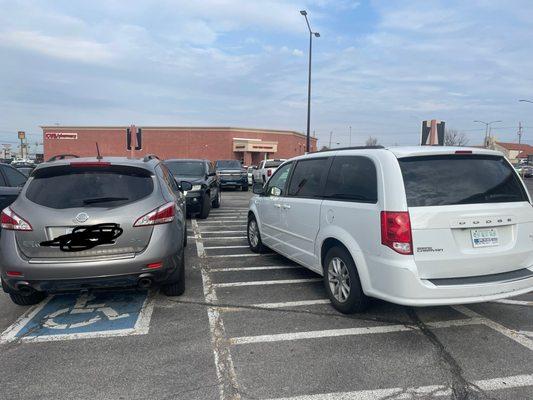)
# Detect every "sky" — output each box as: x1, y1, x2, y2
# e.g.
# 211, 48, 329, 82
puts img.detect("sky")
1, 0, 533, 152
